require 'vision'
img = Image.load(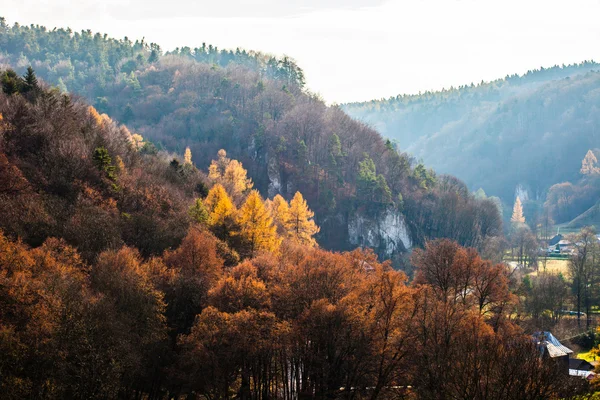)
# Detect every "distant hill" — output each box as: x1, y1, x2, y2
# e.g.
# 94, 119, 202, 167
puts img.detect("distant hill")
567, 200, 600, 229
343, 62, 600, 205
